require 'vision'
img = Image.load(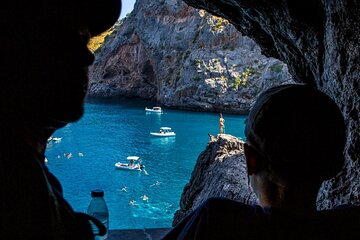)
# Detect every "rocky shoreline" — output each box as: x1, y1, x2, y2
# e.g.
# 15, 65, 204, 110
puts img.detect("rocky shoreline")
172, 134, 257, 225
88, 0, 293, 114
